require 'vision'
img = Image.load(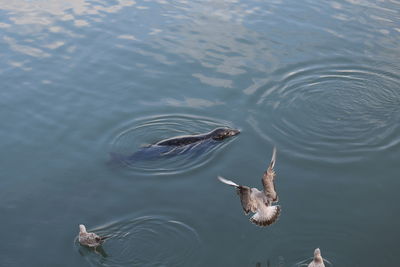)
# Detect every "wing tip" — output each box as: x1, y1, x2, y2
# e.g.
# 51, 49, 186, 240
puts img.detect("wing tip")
269, 146, 277, 169
217, 176, 239, 187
